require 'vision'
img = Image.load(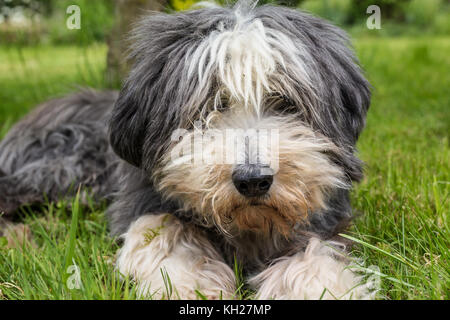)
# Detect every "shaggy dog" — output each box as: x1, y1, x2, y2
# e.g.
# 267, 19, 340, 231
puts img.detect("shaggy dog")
0, 2, 373, 299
